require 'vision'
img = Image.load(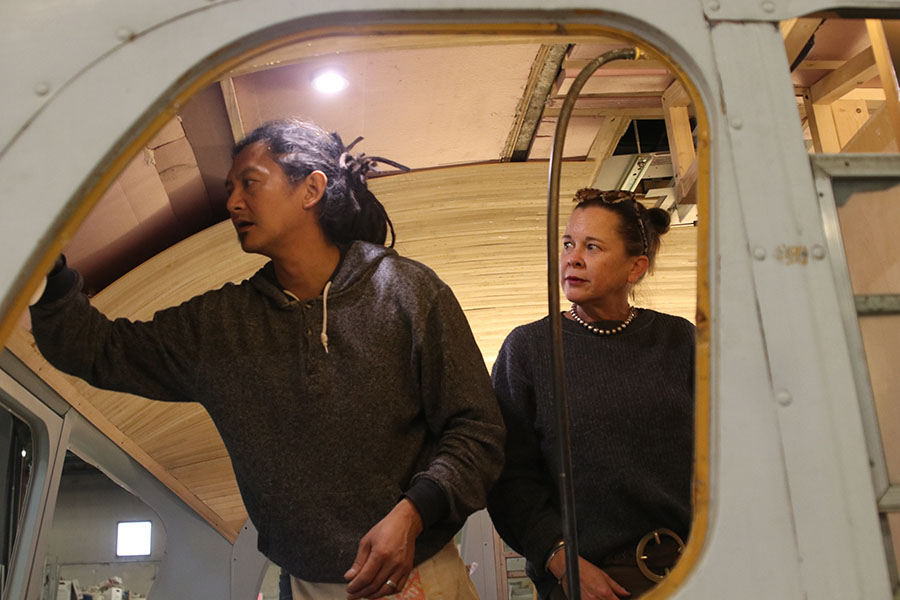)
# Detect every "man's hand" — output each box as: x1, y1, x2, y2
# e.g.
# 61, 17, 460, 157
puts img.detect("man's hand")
345, 498, 423, 599
548, 551, 630, 600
